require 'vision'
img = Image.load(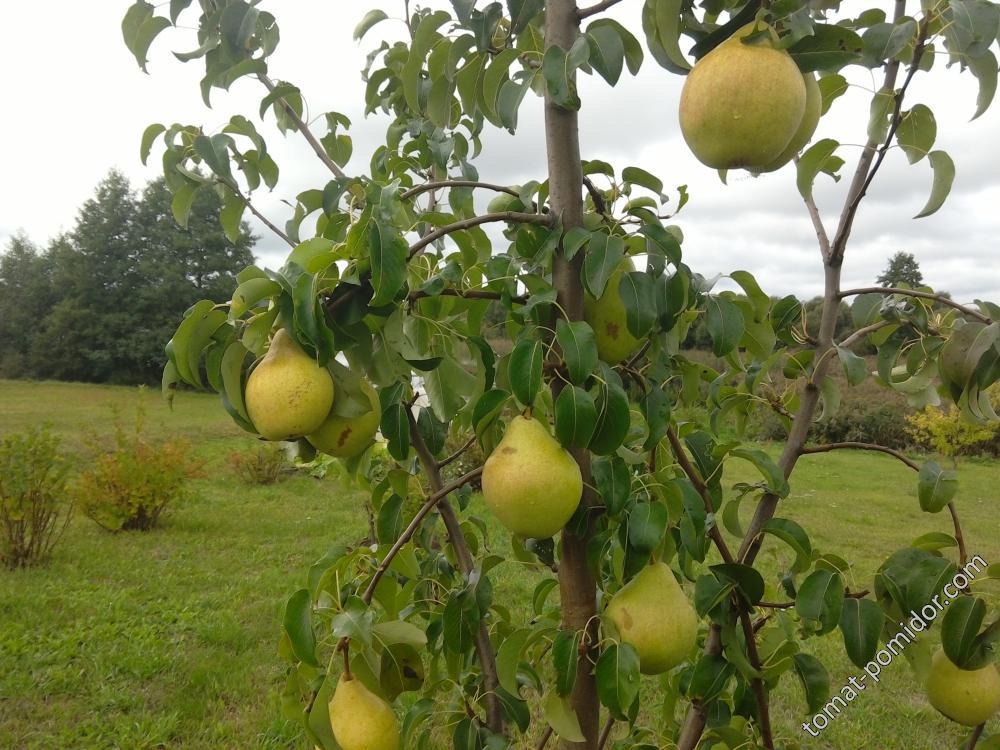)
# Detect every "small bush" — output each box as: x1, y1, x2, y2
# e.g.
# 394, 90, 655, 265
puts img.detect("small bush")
228, 445, 291, 484
0, 428, 73, 570
74, 407, 200, 532
906, 387, 1000, 457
